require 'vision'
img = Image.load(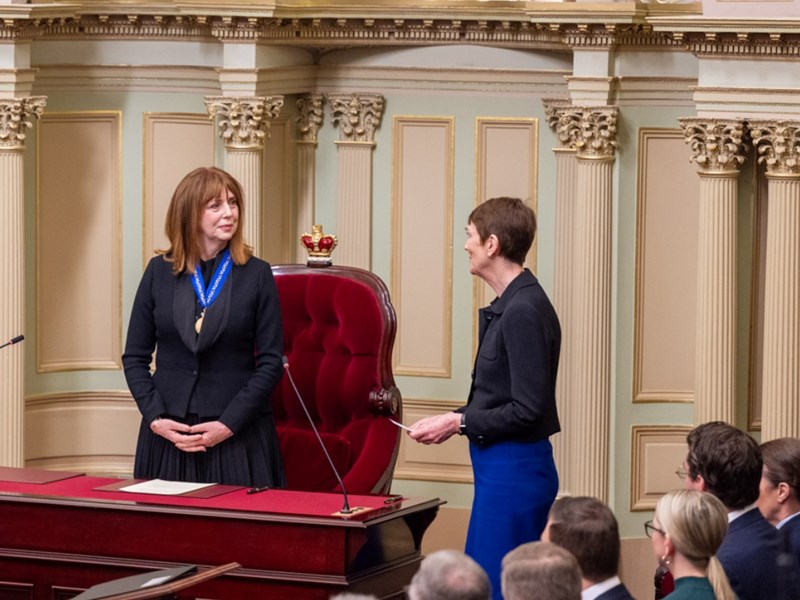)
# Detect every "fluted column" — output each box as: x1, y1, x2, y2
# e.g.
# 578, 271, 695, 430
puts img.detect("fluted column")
327, 93, 384, 270
750, 121, 800, 440
680, 119, 747, 426
205, 95, 284, 258
561, 107, 617, 501
295, 94, 324, 260
543, 99, 579, 496
0, 96, 45, 467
